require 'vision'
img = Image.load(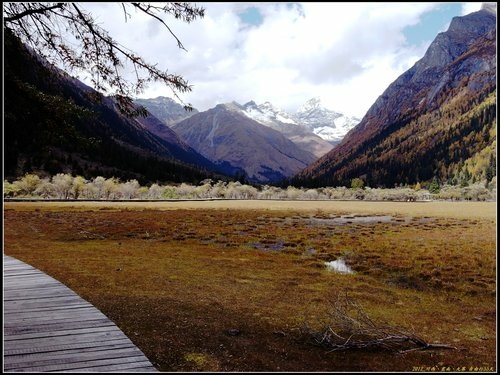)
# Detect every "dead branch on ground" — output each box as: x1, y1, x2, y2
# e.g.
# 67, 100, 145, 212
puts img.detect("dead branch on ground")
301, 291, 456, 354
